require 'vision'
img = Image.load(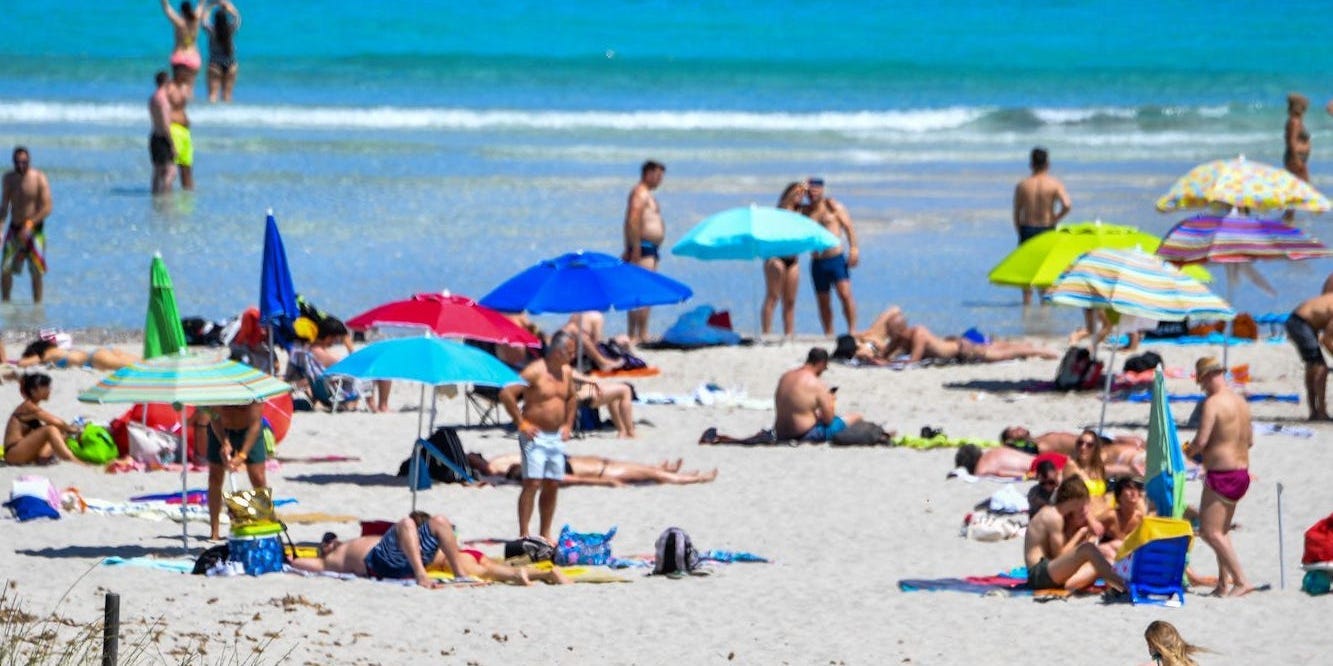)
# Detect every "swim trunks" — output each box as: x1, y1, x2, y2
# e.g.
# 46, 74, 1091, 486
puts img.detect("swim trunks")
1017, 225, 1053, 245
519, 430, 566, 481
639, 240, 660, 259
2, 222, 46, 276
800, 416, 847, 442
811, 254, 850, 293
364, 521, 440, 580
206, 426, 267, 465
170, 49, 202, 71
1205, 468, 1250, 503
1028, 558, 1058, 589
1286, 312, 1325, 365
150, 133, 173, 166
169, 123, 193, 168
